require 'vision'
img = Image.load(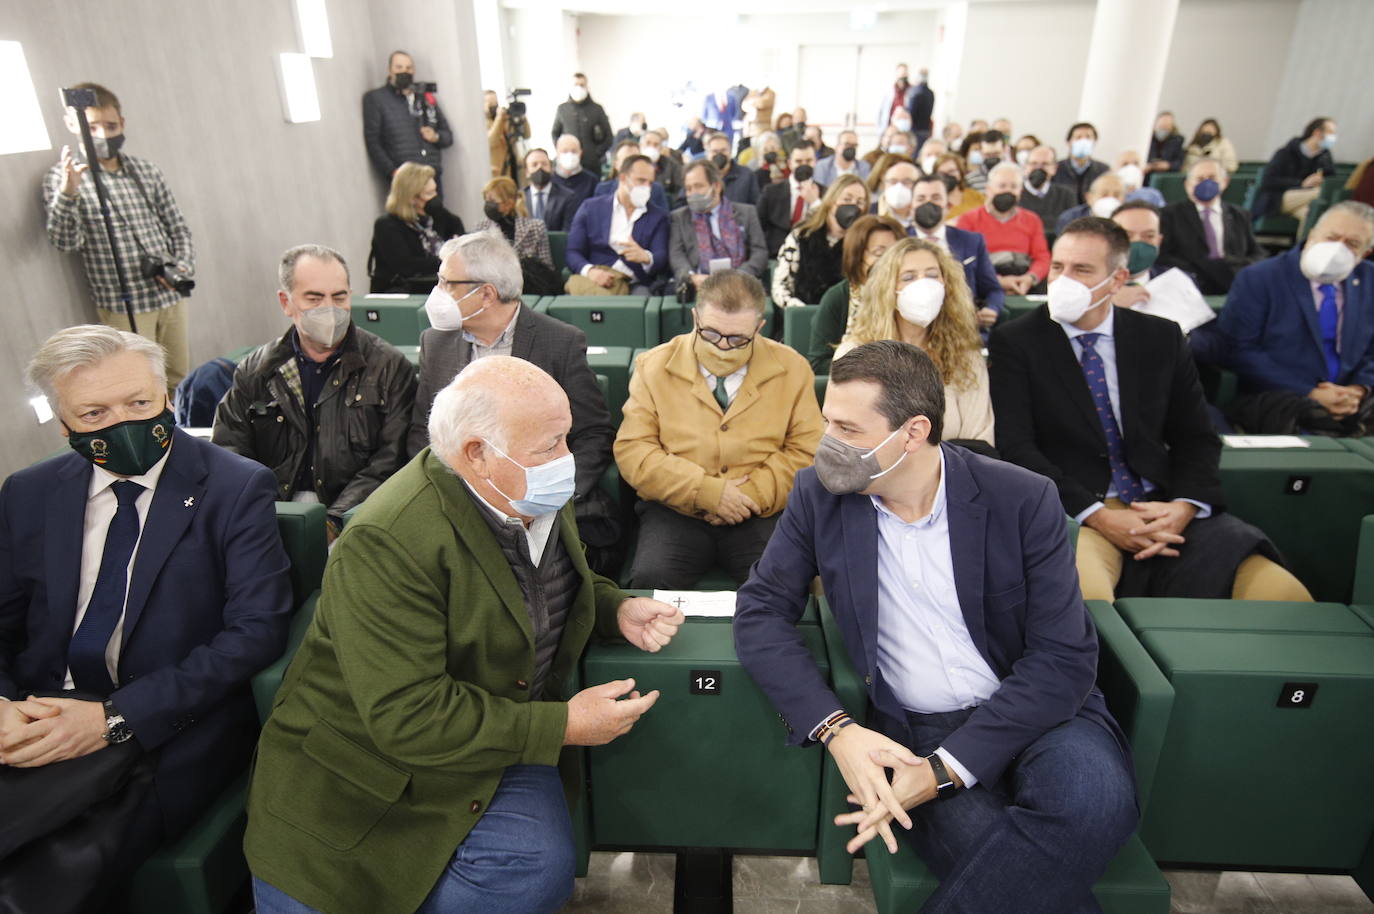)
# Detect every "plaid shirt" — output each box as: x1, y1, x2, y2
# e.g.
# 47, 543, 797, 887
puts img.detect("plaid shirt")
43, 152, 195, 314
